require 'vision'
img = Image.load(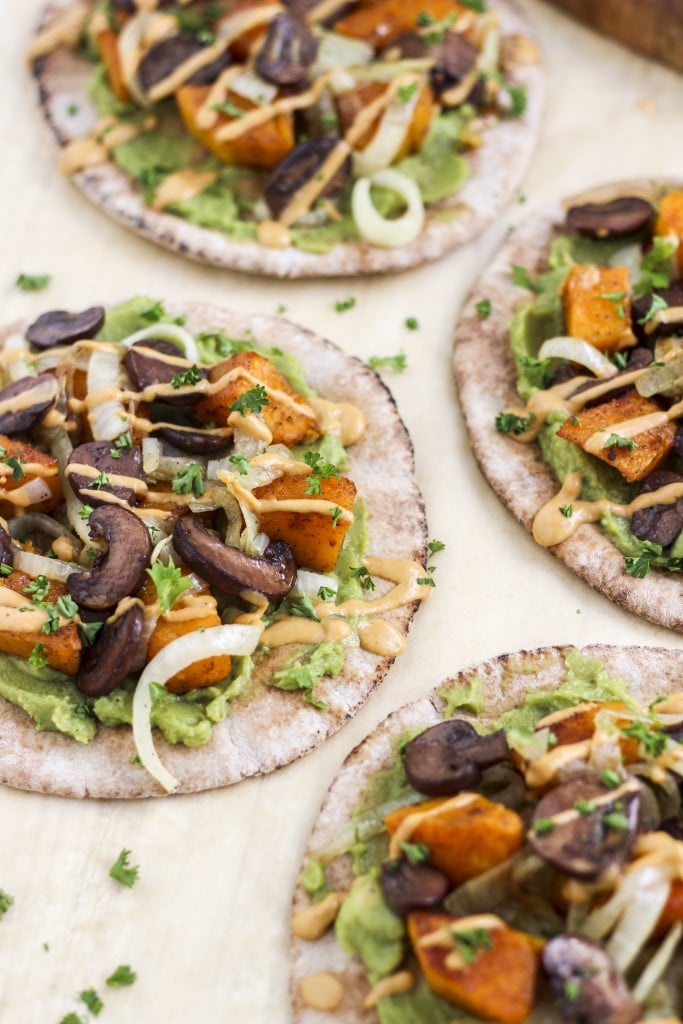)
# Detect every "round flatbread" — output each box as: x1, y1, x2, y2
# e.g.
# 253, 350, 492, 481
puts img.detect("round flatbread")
290, 642, 683, 1022
0, 300, 427, 798
454, 178, 683, 633
30, 0, 543, 278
